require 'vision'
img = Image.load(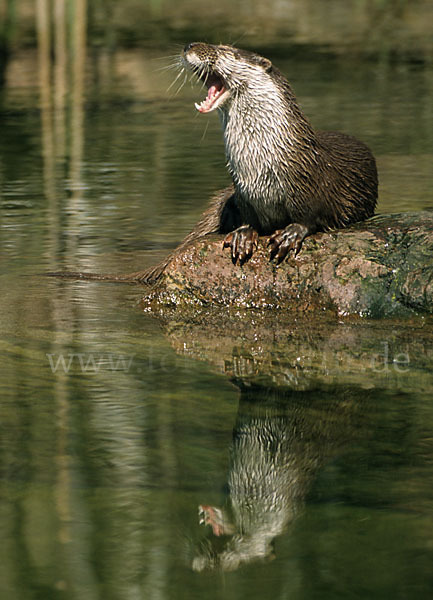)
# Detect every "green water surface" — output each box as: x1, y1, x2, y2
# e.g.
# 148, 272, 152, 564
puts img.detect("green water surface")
1, 11, 433, 600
